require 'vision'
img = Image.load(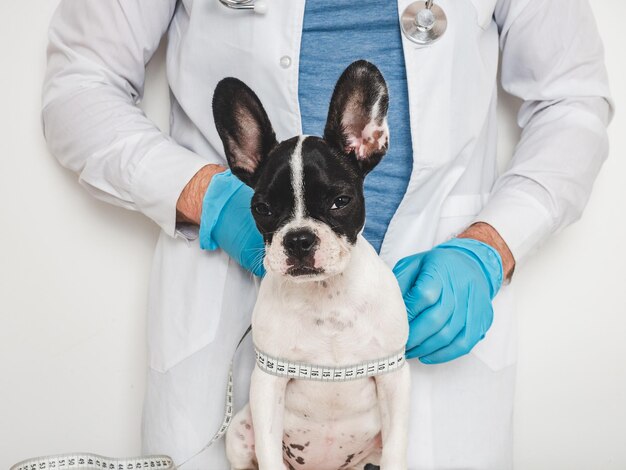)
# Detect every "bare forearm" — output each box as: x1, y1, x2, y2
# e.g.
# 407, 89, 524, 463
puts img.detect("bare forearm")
458, 222, 516, 282
176, 163, 226, 225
